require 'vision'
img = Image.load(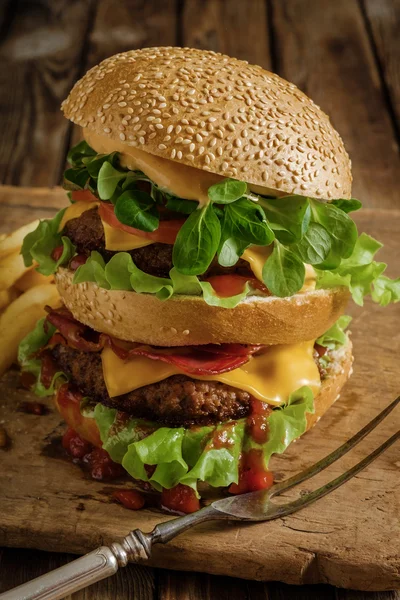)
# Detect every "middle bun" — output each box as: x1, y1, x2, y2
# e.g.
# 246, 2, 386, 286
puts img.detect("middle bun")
55, 268, 349, 346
